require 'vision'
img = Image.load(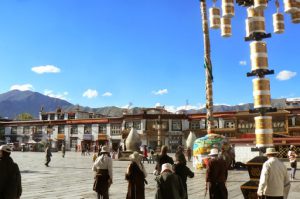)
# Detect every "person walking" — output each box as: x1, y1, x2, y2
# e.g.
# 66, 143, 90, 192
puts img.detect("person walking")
173, 152, 194, 199
0, 145, 22, 199
81, 145, 85, 156
150, 149, 155, 164
229, 144, 236, 169
287, 145, 297, 180
45, 145, 52, 167
92, 146, 113, 199
206, 148, 228, 199
125, 151, 147, 199
61, 144, 66, 158
142, 145, 149, 164
154, 145, 174, 175
257, 148, 291, 199
186, 147, 192, 162
155, 163, 186, 199
85, 144, 90, 156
